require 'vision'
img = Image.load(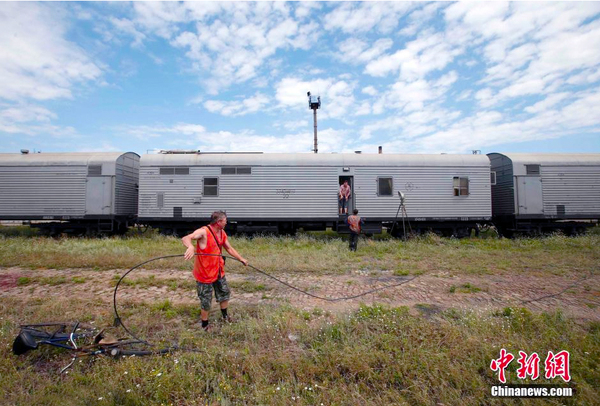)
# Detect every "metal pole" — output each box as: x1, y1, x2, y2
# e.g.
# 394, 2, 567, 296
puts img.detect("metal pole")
313, 108, 318, 154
